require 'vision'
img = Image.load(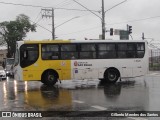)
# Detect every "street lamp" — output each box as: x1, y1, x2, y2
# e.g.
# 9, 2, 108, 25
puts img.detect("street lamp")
73, 0, 127, 39
54, 16, 80, 38
104, 0, 127, 13
48, 16, 80, 39
102, 0, 127, 39
55, 16, 80, 29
